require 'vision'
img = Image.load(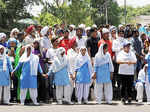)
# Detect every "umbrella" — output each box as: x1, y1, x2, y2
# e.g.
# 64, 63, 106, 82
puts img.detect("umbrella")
18, 18, 38, 25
